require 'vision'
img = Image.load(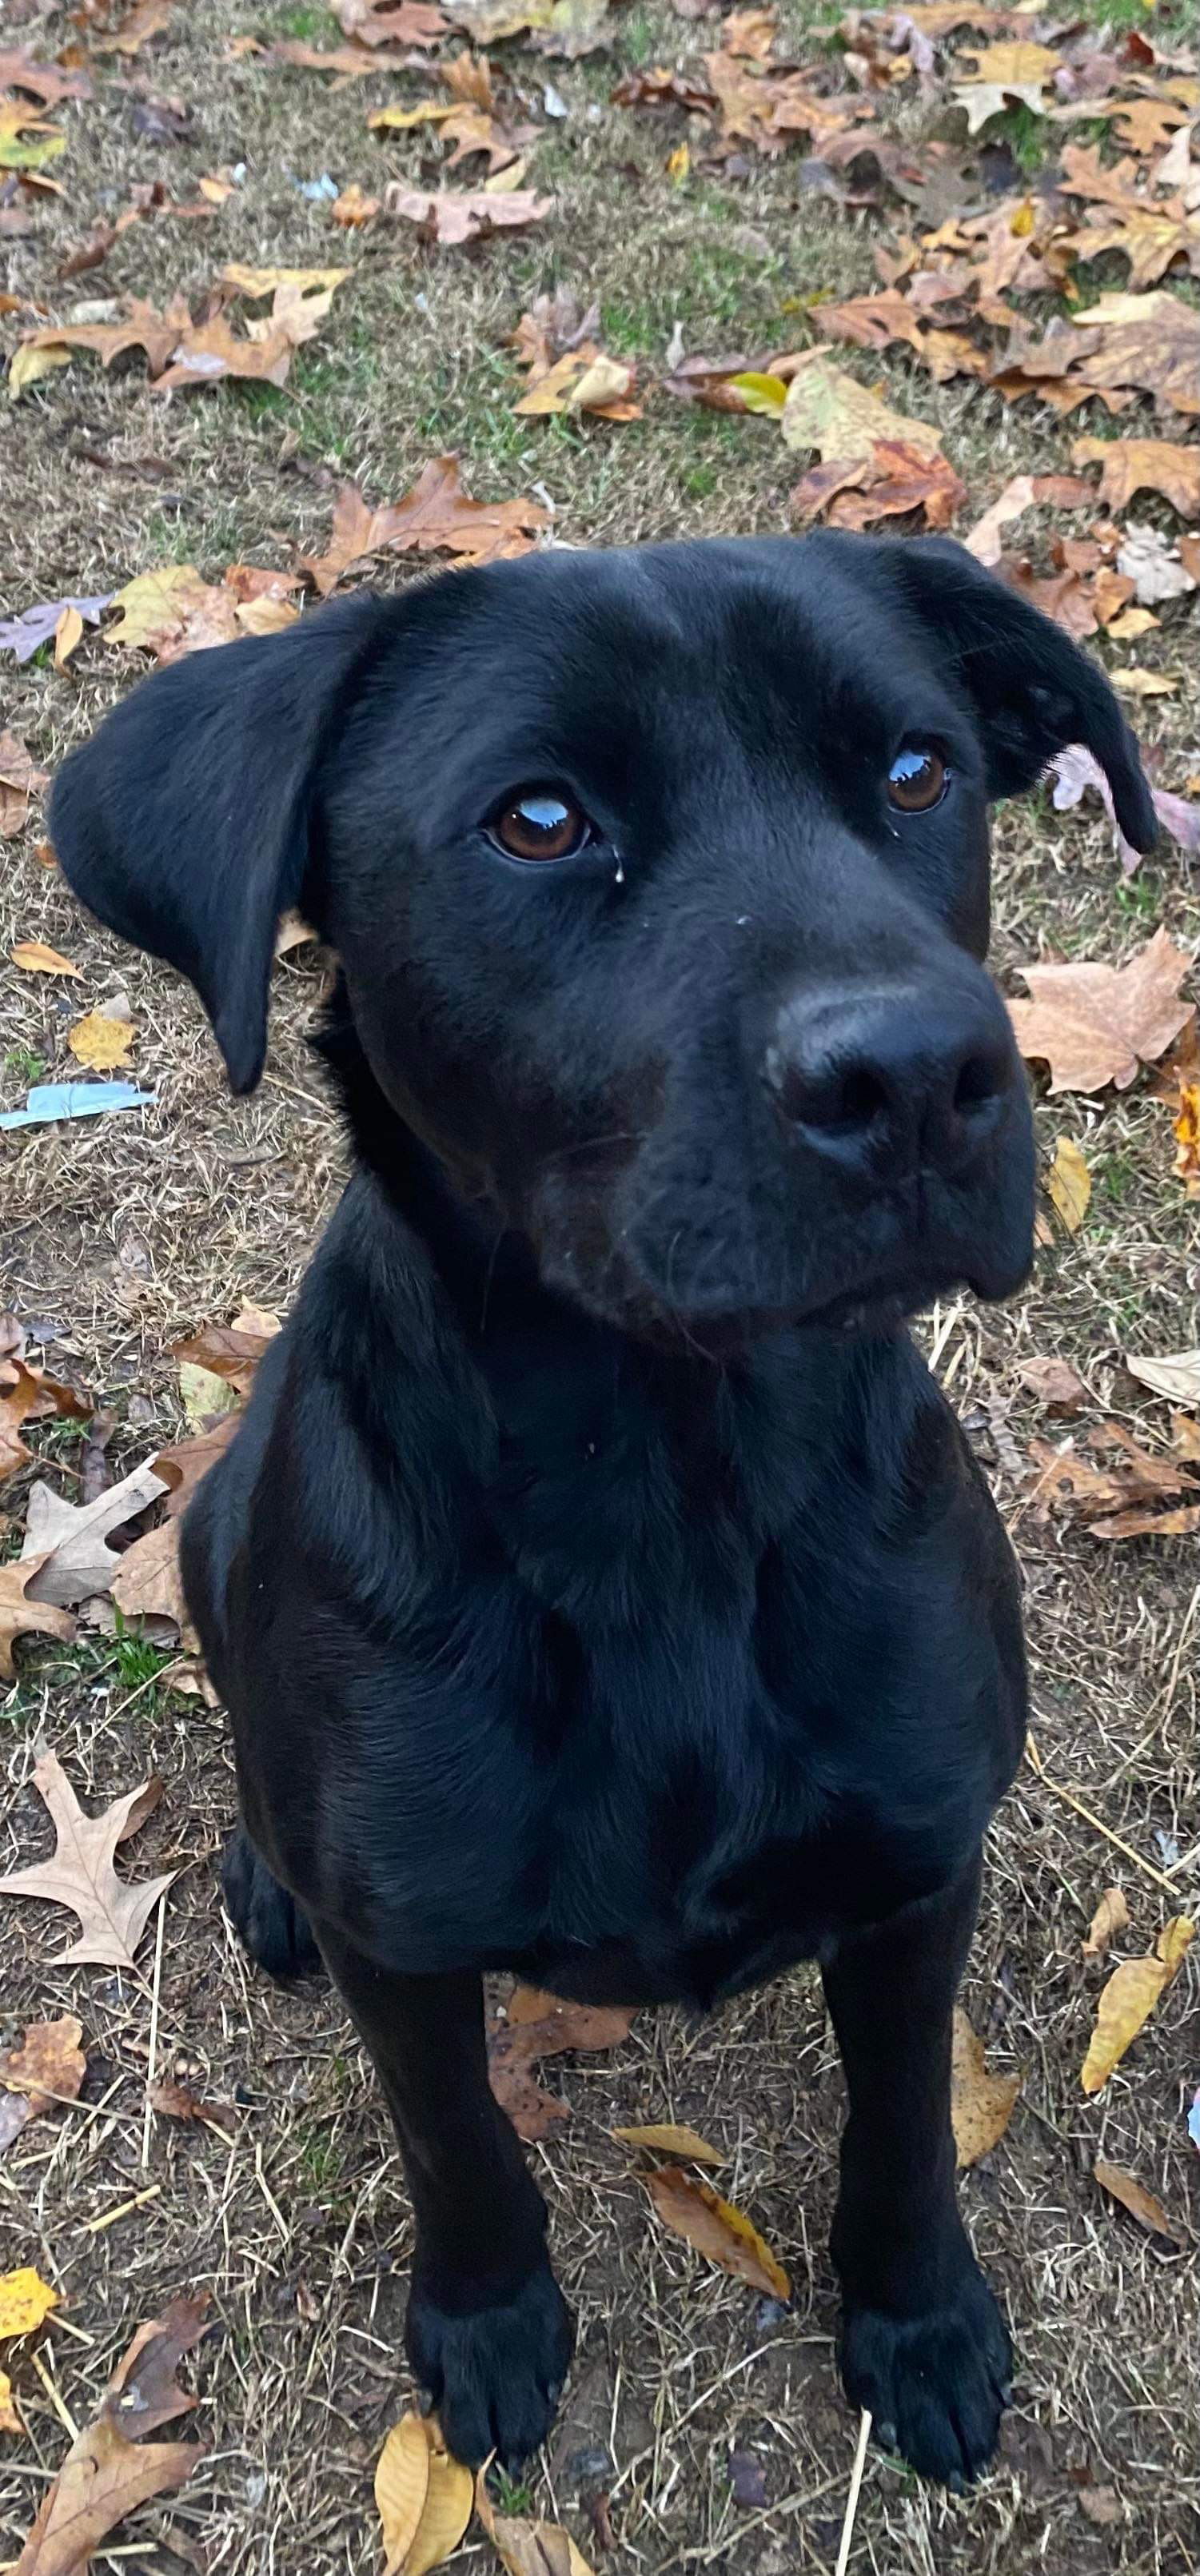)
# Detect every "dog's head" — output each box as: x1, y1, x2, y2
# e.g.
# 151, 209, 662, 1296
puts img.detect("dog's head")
51, 532, 1154, 1347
